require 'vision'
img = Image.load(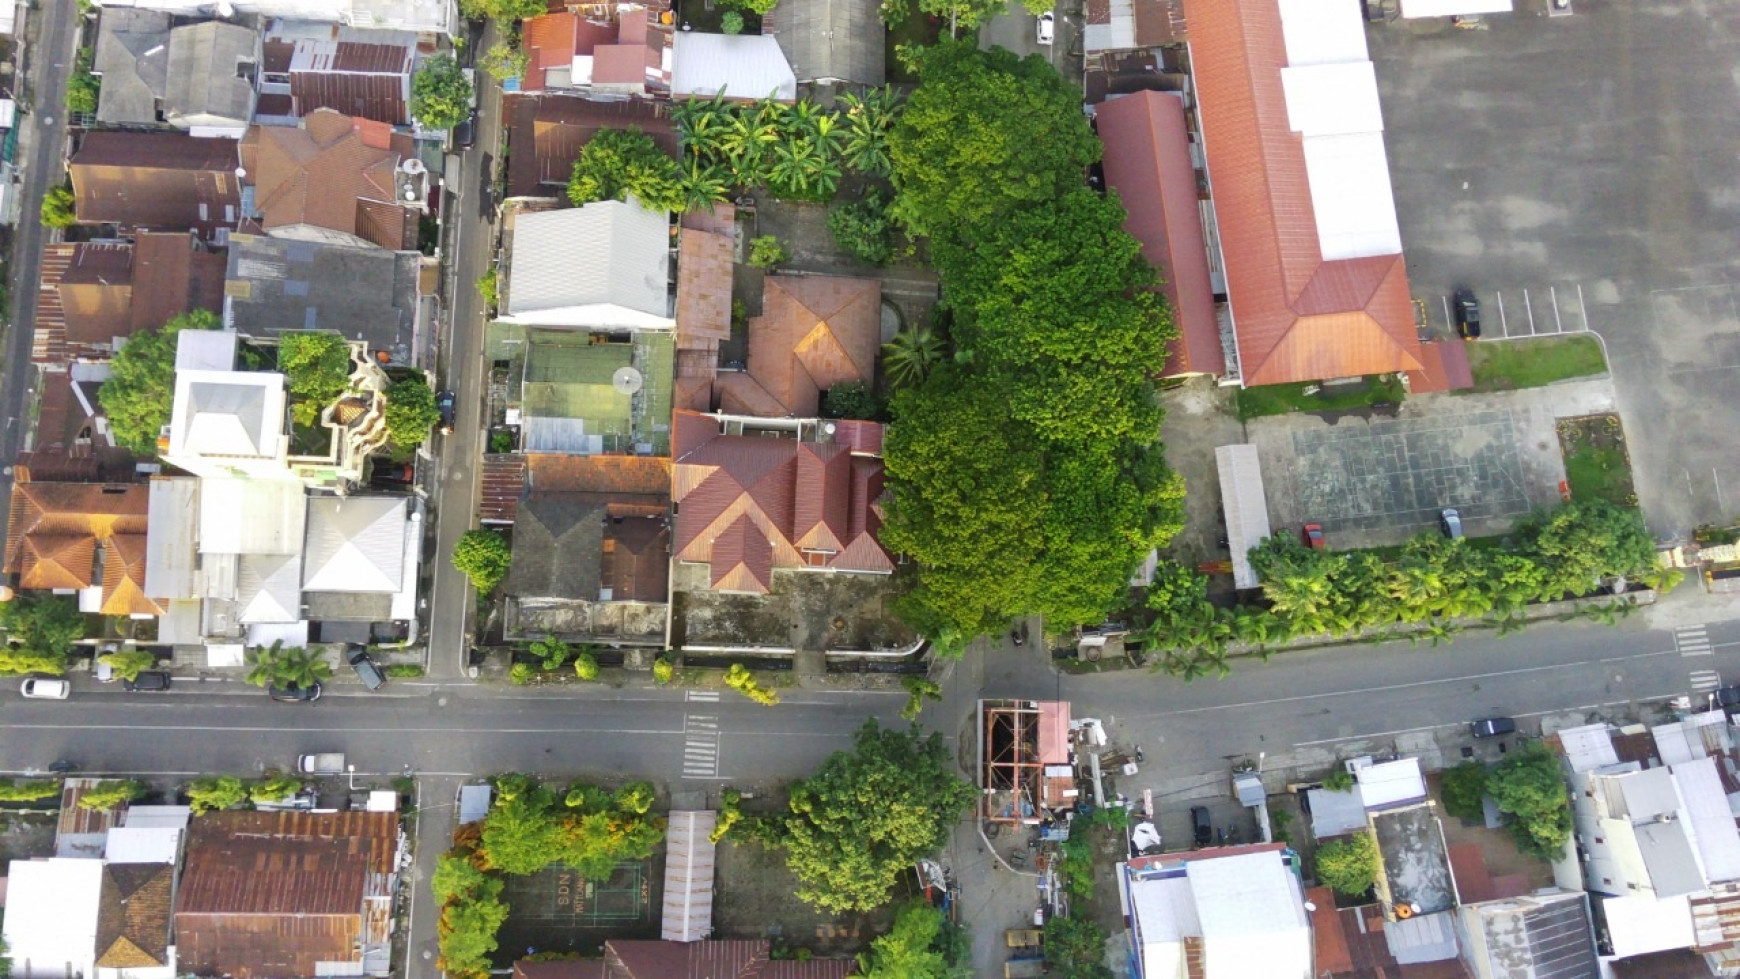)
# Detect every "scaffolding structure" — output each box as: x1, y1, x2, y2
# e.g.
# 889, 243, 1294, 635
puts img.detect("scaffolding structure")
979, 699, 1076, 825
